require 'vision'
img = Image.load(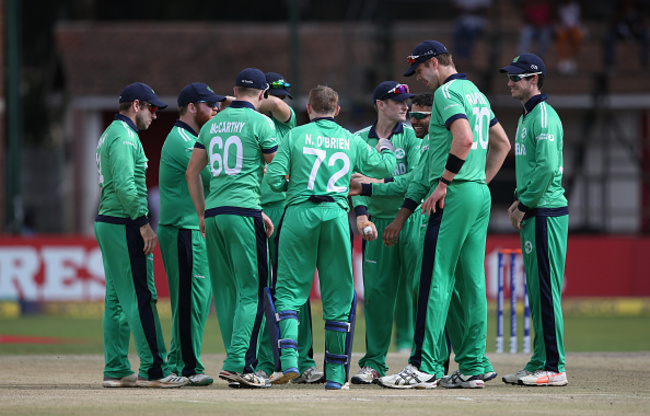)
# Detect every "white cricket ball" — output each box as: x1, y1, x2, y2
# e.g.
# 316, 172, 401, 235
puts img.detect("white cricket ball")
363, 226, 373, 235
